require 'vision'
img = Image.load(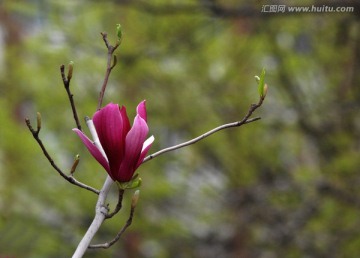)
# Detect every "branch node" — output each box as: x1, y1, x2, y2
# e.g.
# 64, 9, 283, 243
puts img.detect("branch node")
100, 205, 109, 216
88, 204, 136, 249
